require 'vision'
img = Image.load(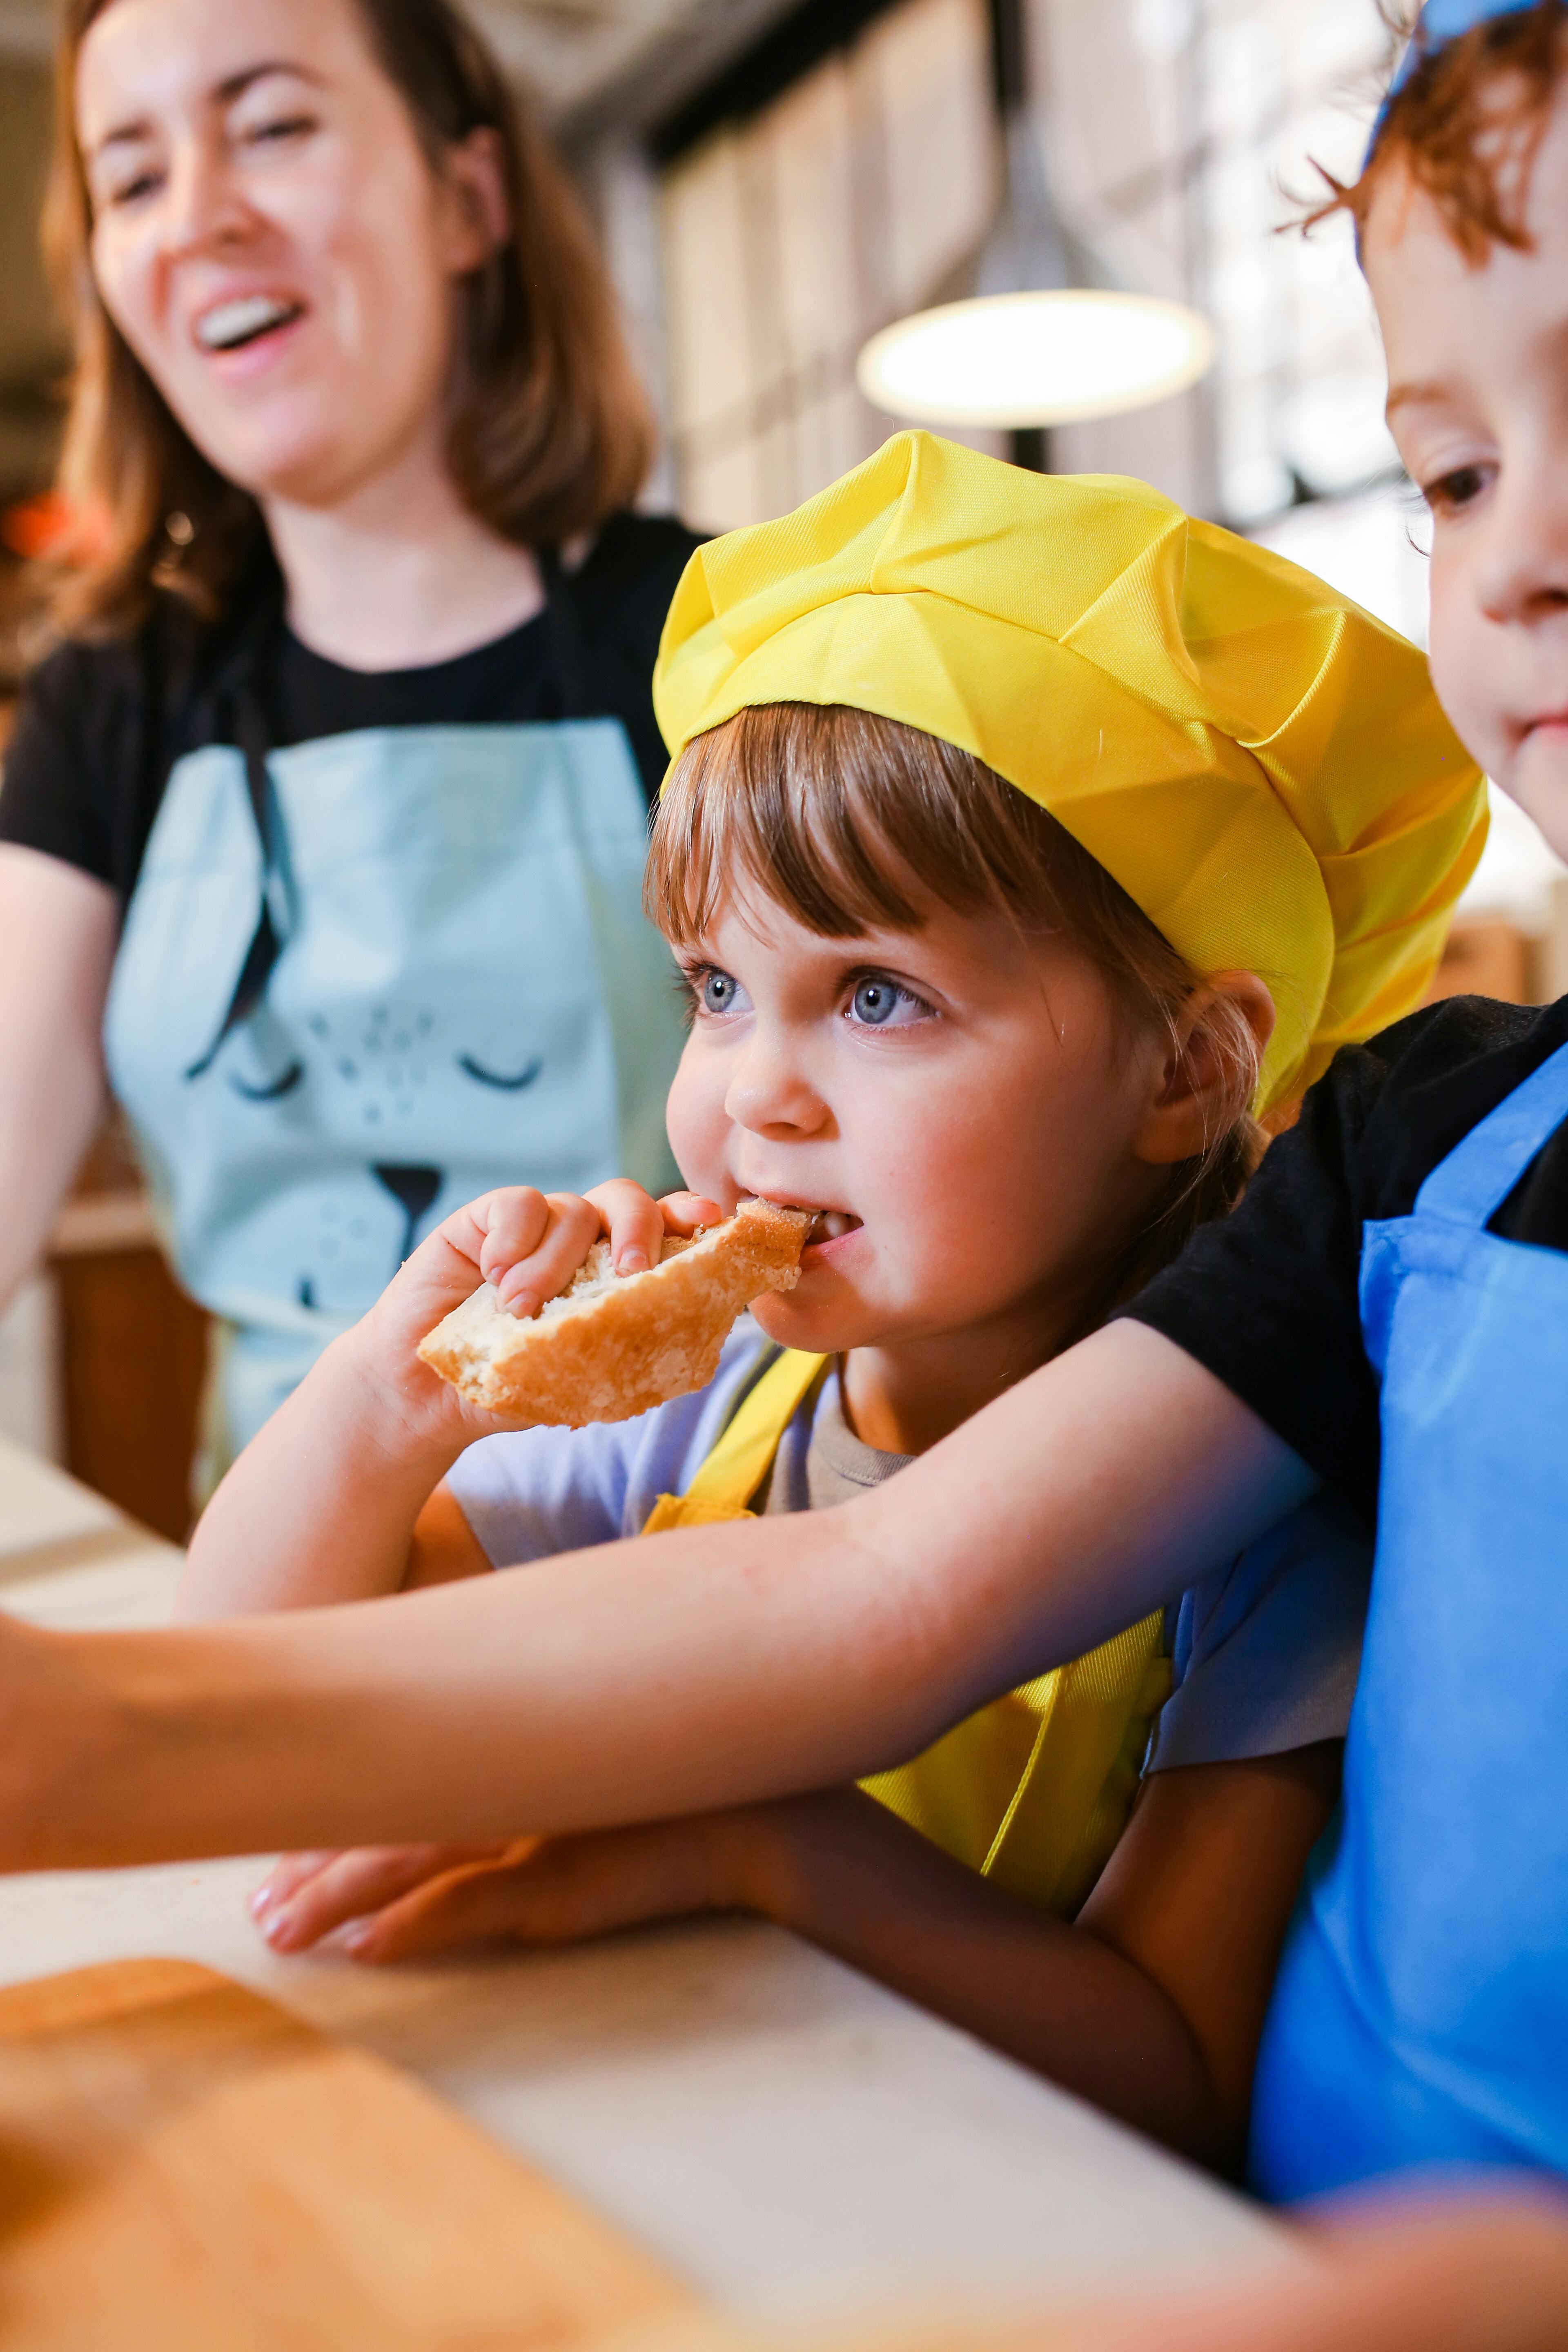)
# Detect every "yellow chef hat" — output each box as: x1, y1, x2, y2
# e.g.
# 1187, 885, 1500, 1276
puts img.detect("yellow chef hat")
653, 430, 1485, 1108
